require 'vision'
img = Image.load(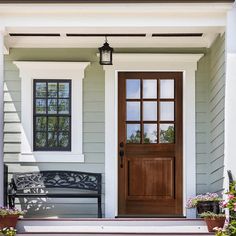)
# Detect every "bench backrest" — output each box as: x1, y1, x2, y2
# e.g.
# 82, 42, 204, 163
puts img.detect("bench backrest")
12, 171, 102, 193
